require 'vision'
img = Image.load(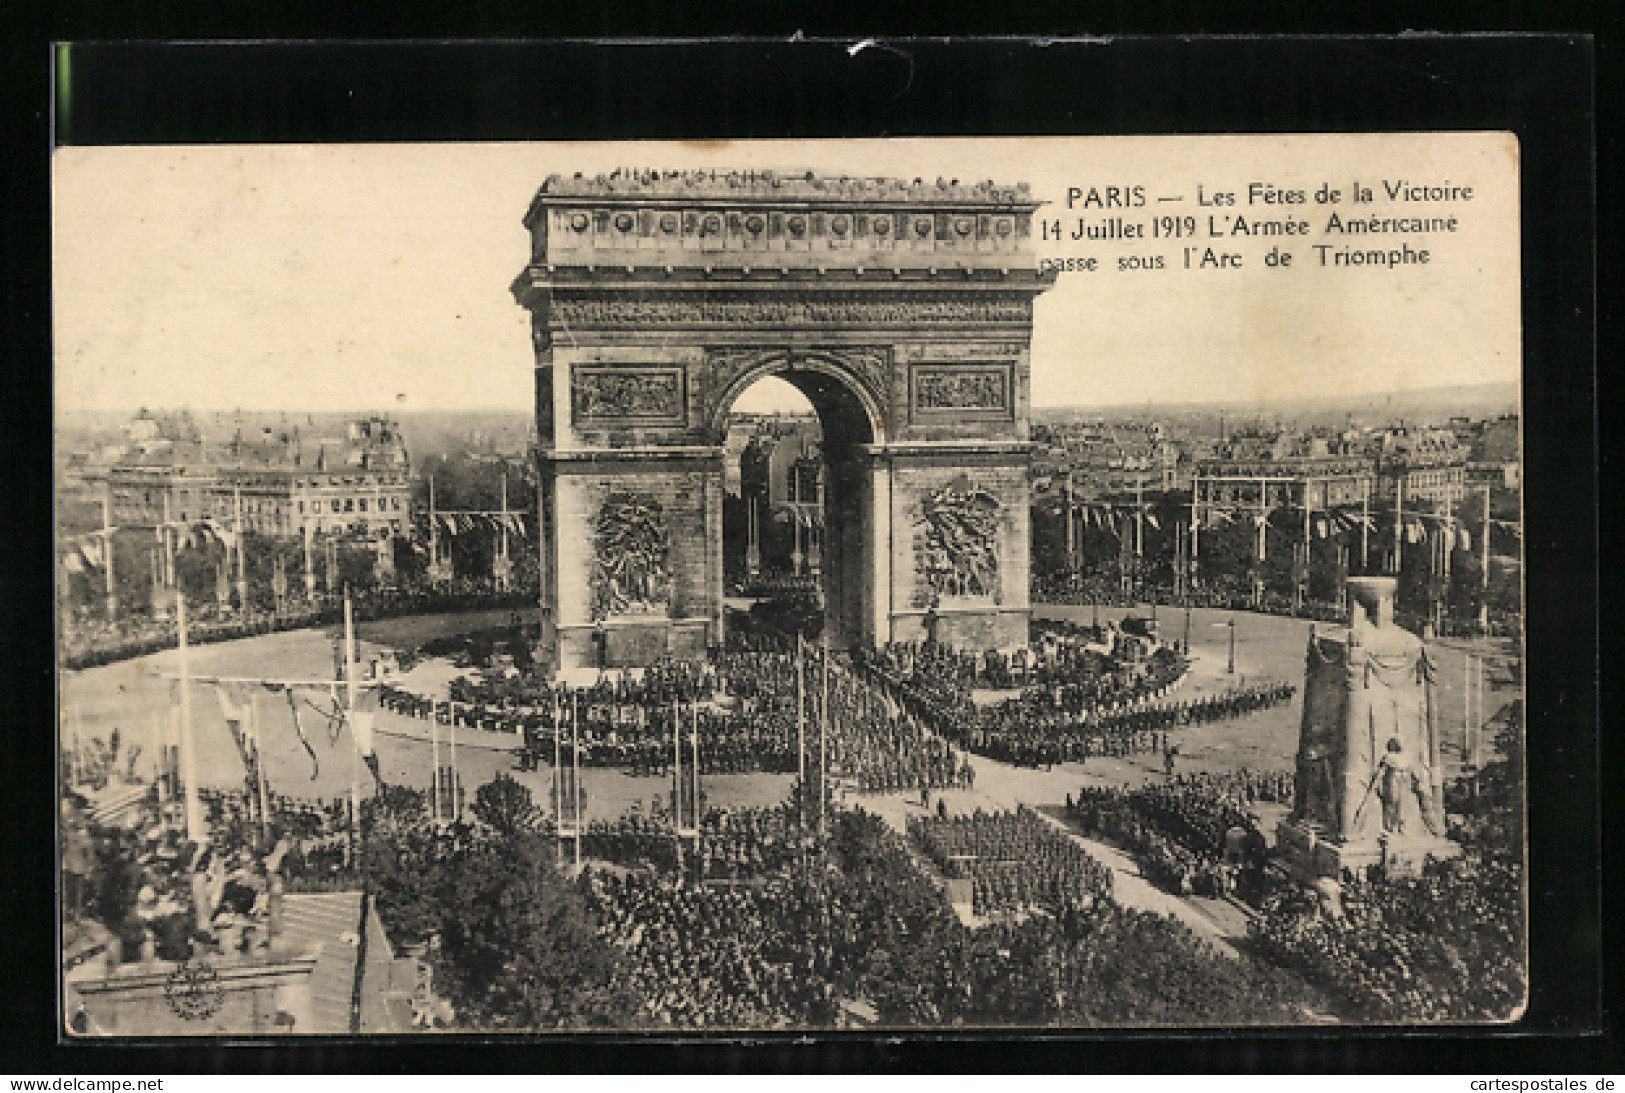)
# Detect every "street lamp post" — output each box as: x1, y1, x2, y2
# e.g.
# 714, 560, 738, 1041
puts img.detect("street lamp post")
1227, 617, 1236, 675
